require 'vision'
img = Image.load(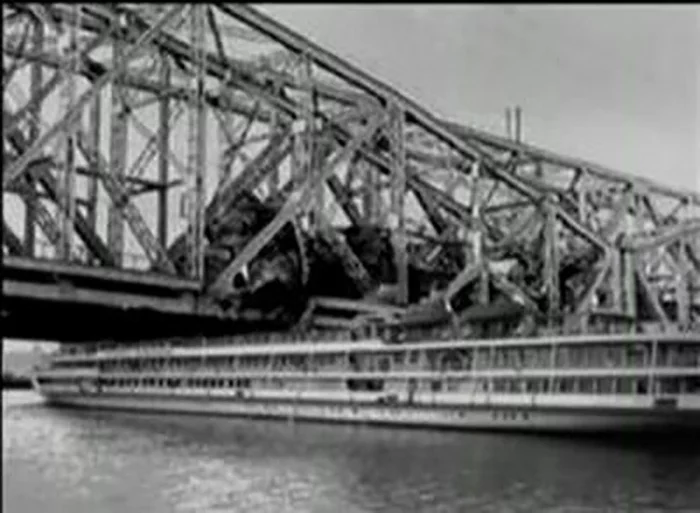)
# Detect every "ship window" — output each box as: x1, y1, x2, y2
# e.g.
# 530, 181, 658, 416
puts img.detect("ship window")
558, 378, 575, 393
618, 378, 633, 394
378, 357, 391, 372
597, 378, 613, 394
579, 378, 594, 394
446, 378, 460, 391
431, 380, 442, 392
409, 351, 420, 364
634, 379, 648, 395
